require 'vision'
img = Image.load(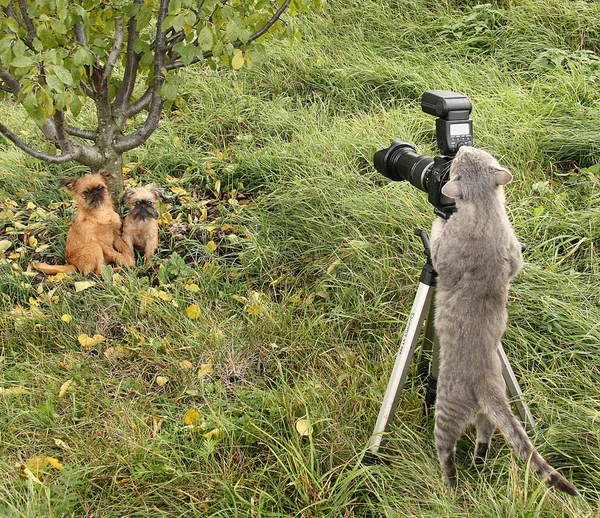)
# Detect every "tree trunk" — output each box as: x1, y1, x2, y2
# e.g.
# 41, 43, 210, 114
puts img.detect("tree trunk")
93, 153, 124, 212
